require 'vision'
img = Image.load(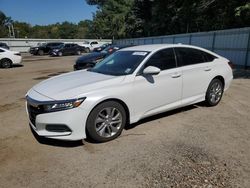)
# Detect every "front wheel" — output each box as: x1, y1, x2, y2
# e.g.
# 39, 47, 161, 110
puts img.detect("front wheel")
85, 48, 90, 53
205, 78, 224, 106
58, 51, 63, 56
38, 50, 44, 56
76, 50, 81, 55
86, 101, 126, 142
